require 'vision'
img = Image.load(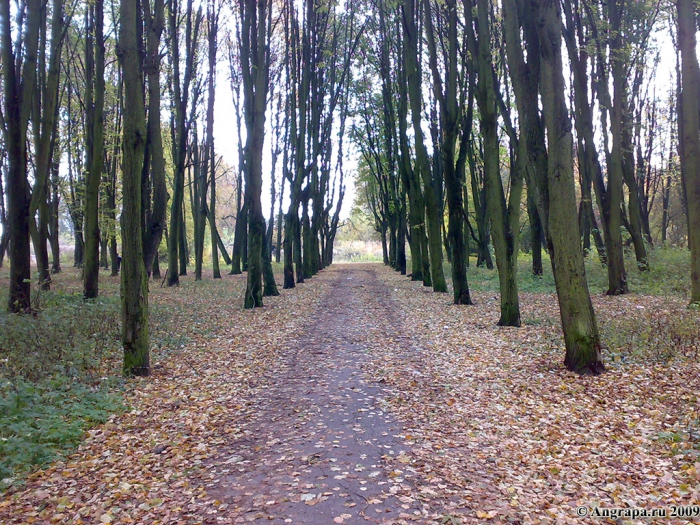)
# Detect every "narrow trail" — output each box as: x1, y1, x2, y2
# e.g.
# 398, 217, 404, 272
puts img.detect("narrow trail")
205, 266, 439, 524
